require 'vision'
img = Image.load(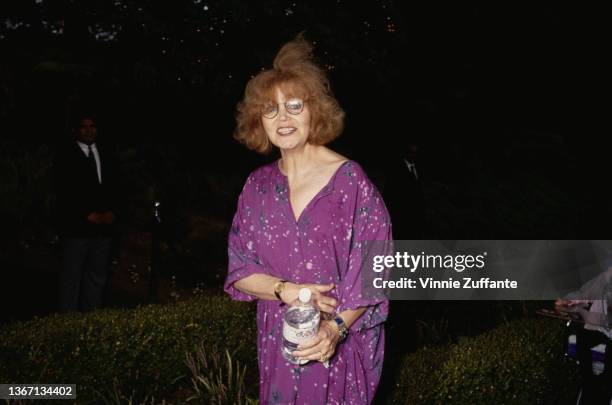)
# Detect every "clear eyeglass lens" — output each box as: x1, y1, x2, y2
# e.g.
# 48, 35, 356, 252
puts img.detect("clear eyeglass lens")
286, 99, 304, 114
262, 99, 304, 118
263, 105, 278, 118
